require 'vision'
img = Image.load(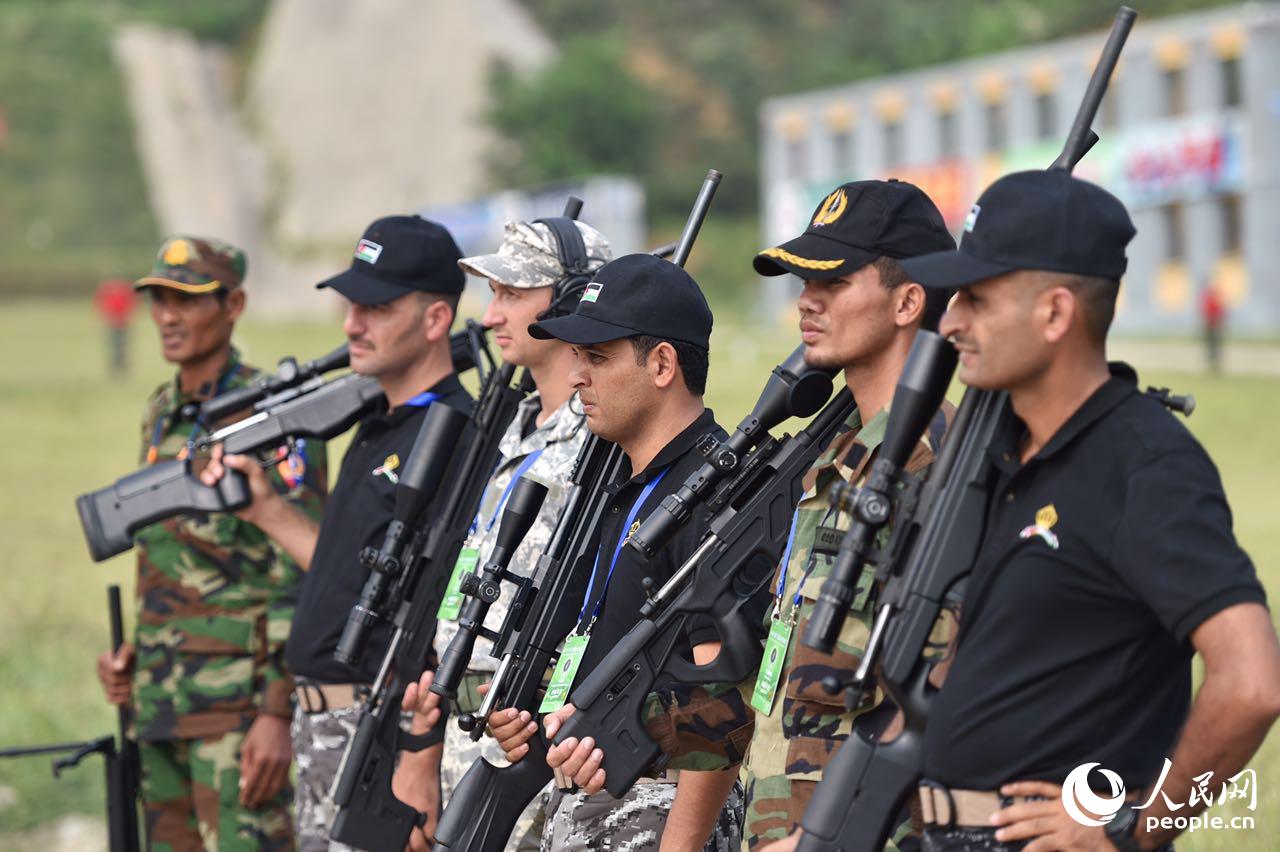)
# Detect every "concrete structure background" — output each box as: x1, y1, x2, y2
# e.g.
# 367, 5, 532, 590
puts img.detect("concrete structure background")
418, 175, 646, 258
113, 0, 558, 312
760, 3, 1280, 336
248, 0, 556, 251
